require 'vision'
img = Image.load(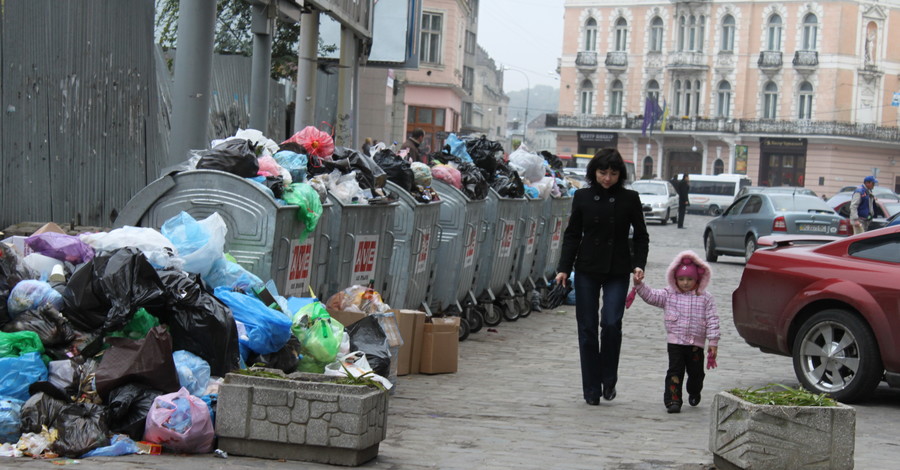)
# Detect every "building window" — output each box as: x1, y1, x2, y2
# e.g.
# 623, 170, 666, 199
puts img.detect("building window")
798, 81, 813, 119
643, 156, 653, 177
763, 81, 779, 119
674, 79, 682, 115
650, 17, 664, 52
407, 106, 446, 153
802, 13, 818, 50
689, 16, 697, 51
647, 80, 660, 102
610, 79, 624, 115
465, 30, 477, 55
766, 14, 782, 51
678, 16, 686, 51
615, 18, 628, 52
693, 80, 701, 116
420, 12, 443, 64
713, 159, 725, 175
584, 18, 597, 52
717, 81, 732, 118
580, 79, 594, 115
462, 66, 474, 93
462, 102, 473, 126
721, 15, 735, 52
683, 80, 692, 116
